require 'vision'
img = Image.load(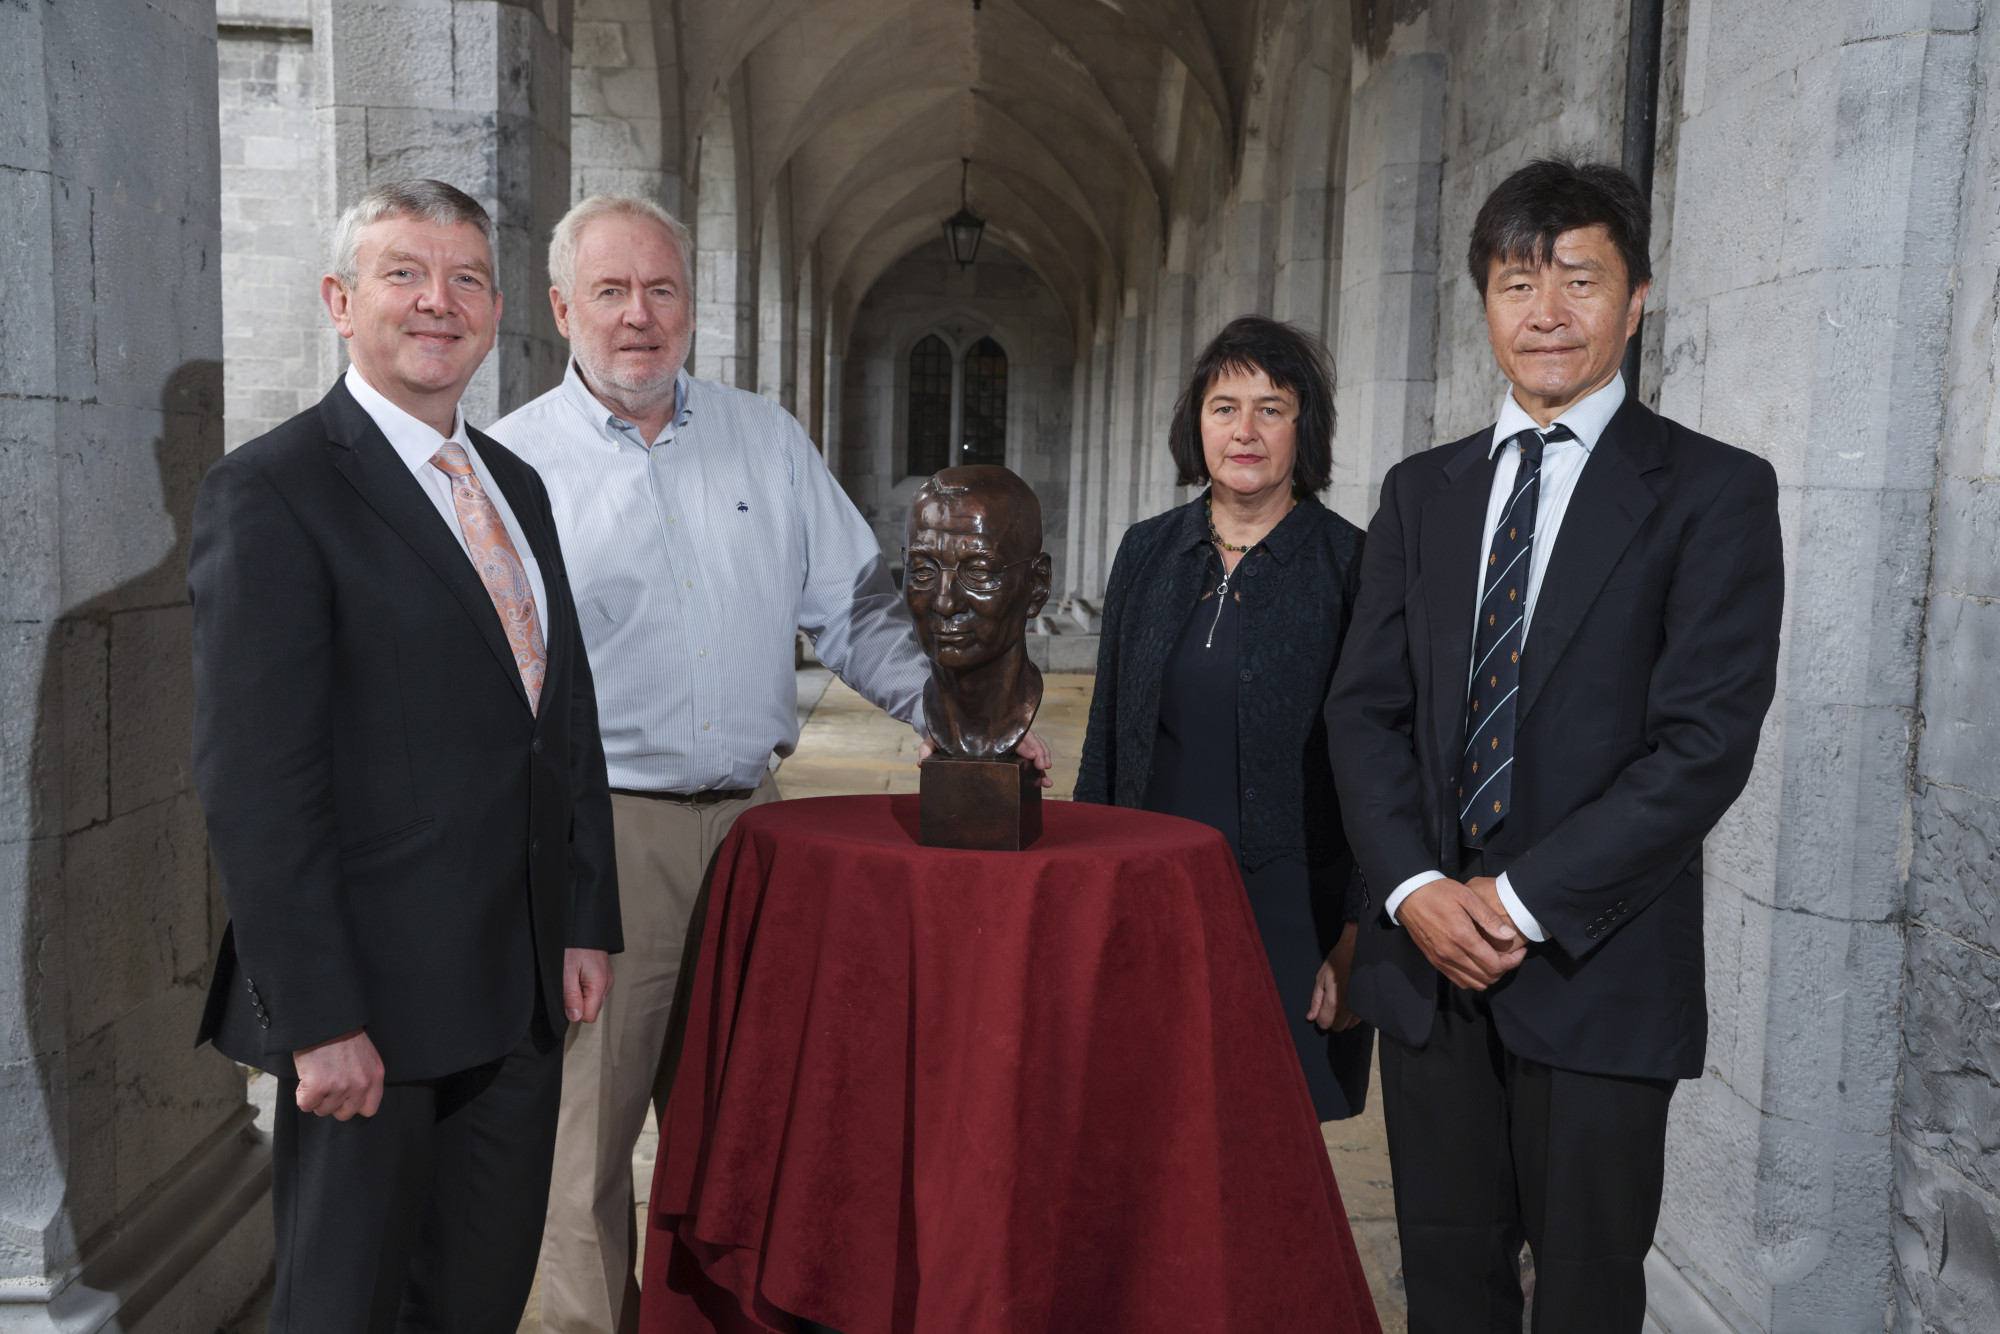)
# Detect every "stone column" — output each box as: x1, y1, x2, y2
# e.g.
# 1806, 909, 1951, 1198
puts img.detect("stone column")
1330, 8, 1446, 526
1895, 1, 2000, 1329
312, 0, 575, 424
0, 1, 272, 1328
1647, 1, 1979, 1328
